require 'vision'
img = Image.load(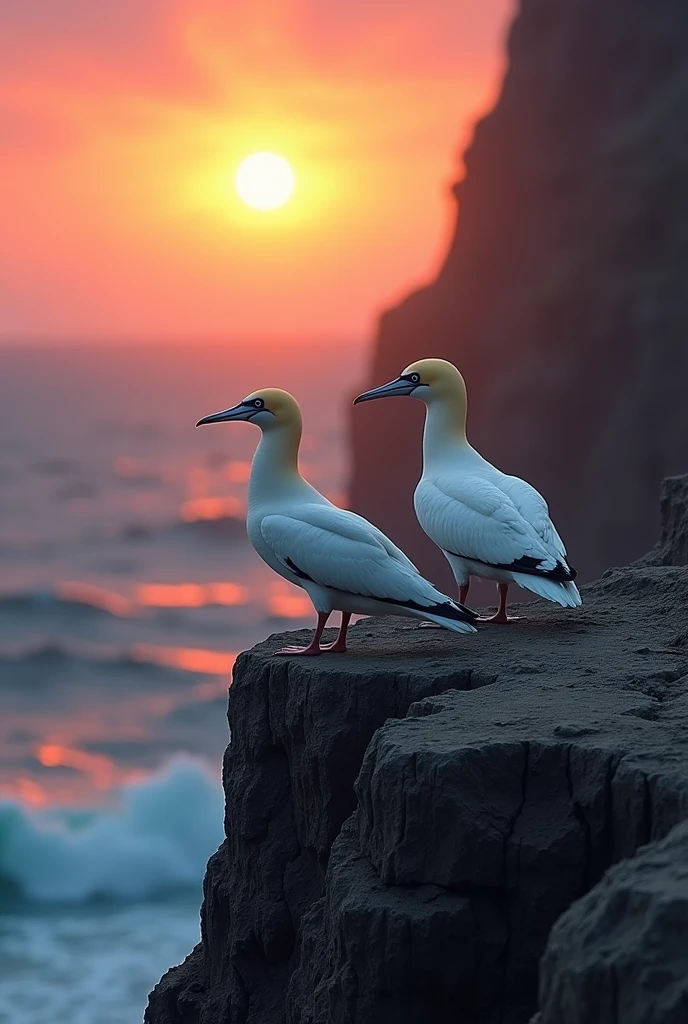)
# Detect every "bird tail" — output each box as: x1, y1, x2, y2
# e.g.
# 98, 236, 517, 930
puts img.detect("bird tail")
410, 599, 478, 634
511, 574, 582, 608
